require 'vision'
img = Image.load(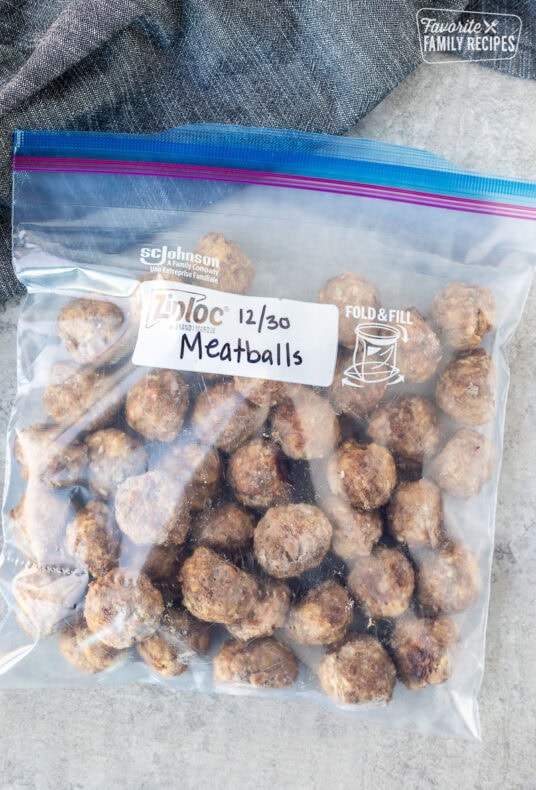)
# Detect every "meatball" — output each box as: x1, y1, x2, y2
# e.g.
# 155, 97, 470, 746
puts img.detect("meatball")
115, 471, 189, 547
254, 504, 333, 579
286, 580, 354, 645
435, 348, 495, 426
428, 428, 495, 498
387, 480, 443, 549
396, 308, 442, 383
390, 613, 459, 690
126, 368, 189, 442
43, 362, 122, 431
271, 387, 340, 460
326, 440, 397, 511
14, 424, 87, 489
213, 638, 298, 688
86, 428, 148, 500
124, 543, 182, 584
191, 381, 269, 453
57, 297, 132, 366
322, 496, 382, 561
347, 546, 414, 619
330, 350, 387, 419
318, 635, 396, 705
194, 232, 254, 294
367, 396, 442, 462
60, 617, 127, 673
192, 502, 254, 554
179, 546, 260, 625
65, 500, 121, 577
430, 282, 495, 350
12, 566, 88, 638
159, 441, 221, 510
227, 578, 291, 641
415, 541, 480, 615
227, 439, 291, 510
318, 272, 380, 349
10, 485, 73, 565
233, 377, 286, 407
84, 568, 164, 649
137, 605, 210, 677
